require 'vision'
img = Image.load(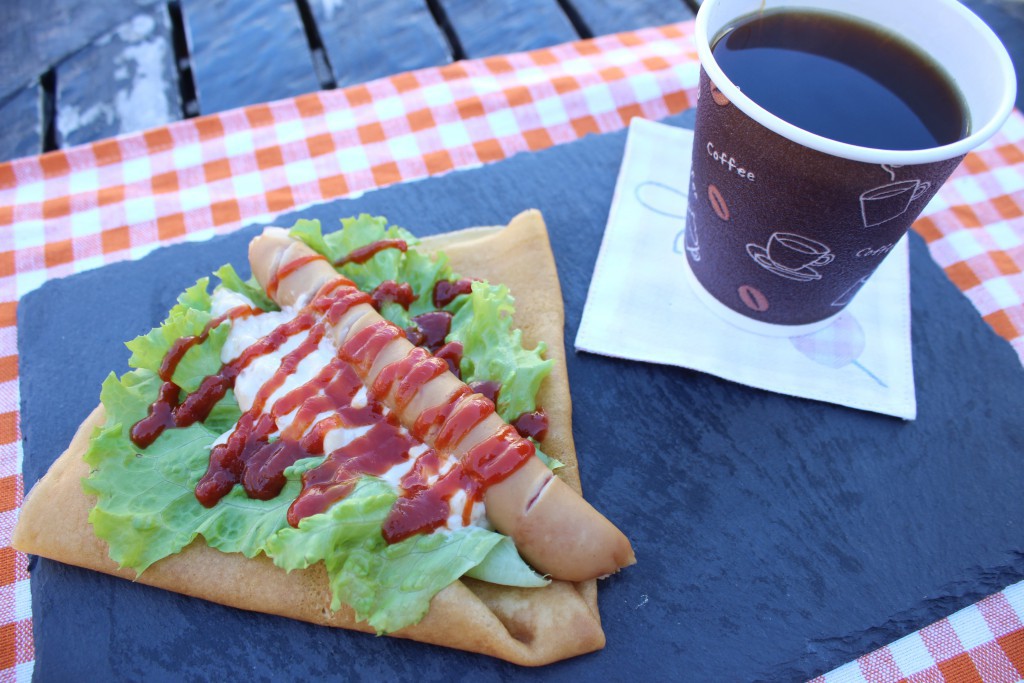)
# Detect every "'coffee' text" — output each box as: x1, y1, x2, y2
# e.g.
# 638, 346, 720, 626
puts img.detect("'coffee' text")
707, 143, 755, 181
